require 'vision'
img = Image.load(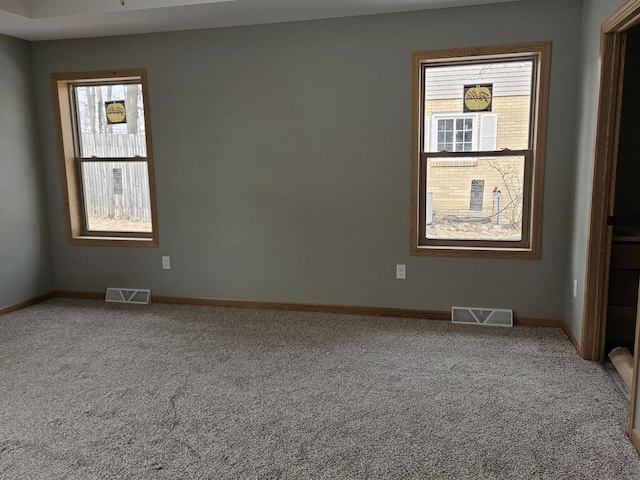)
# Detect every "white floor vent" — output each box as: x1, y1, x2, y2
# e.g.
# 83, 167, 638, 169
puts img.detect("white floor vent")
105, 288, 151, 305
452, 306, 513, 327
